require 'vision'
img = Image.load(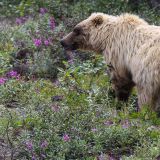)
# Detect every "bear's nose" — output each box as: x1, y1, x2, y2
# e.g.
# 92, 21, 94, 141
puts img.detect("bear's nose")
60, 40, 65, 47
